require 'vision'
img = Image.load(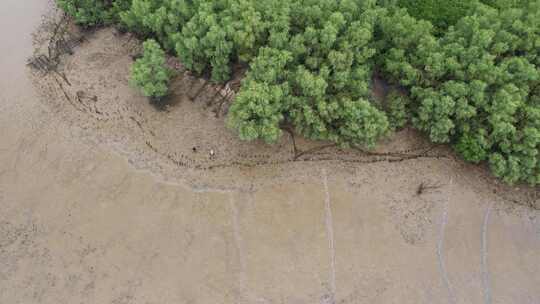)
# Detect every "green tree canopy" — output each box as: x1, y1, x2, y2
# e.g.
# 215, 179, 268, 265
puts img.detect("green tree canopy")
130, 39, 172, 99
59, 0, 540, 185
